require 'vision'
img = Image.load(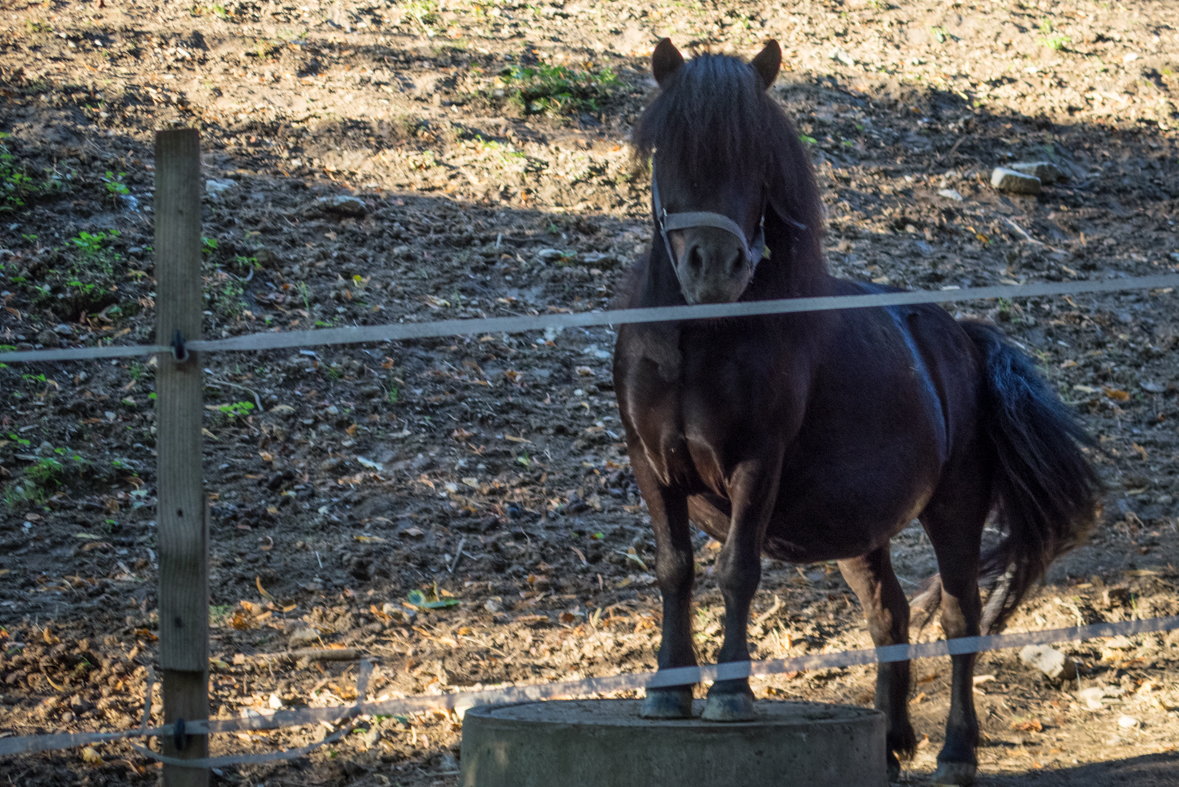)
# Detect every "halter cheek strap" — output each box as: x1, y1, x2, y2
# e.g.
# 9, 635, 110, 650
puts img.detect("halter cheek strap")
651, 164, 767, 284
